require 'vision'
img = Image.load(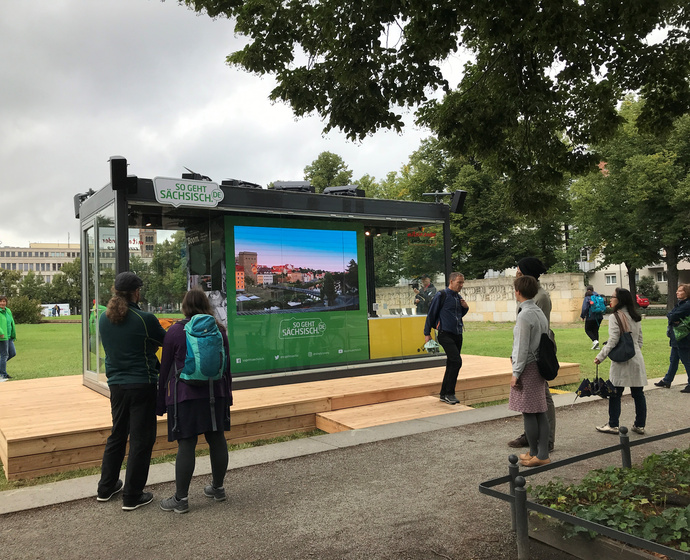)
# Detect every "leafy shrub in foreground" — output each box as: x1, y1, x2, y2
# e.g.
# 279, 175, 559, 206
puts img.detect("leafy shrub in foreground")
532, 447, 690, 551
